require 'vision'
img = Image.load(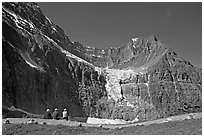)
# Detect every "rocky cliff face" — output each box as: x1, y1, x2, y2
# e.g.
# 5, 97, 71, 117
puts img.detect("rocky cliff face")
2, 2, 107, 117
2, 2, 202, 121
102, 49, 202, 121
